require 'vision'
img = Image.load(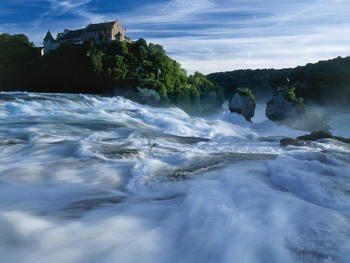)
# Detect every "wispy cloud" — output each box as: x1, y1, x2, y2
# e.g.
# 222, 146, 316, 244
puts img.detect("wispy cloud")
118, 0, 350, 73
1, 0, 350, 73
32, 0, 106, 28
44, 0, 104, 21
